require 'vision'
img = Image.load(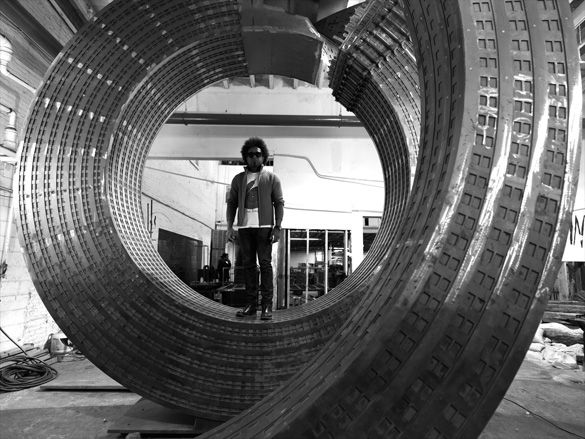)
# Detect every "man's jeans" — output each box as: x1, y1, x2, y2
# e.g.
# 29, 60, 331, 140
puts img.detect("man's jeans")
238, 227, 274, 307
